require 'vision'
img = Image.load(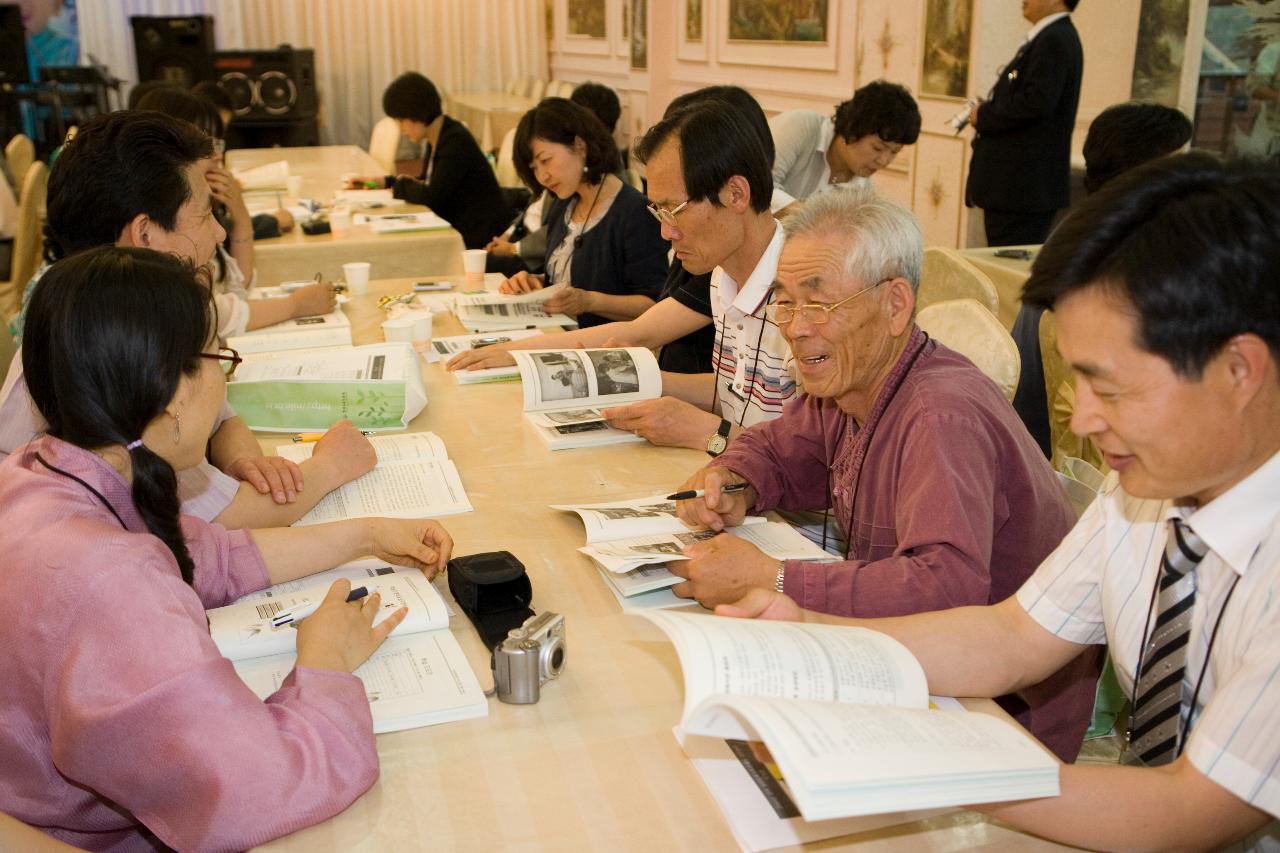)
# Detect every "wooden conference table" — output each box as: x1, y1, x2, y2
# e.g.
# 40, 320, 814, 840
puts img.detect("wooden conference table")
447, 91, 538, 152
253, 277, 1074, 852
226, 146, 465, 285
